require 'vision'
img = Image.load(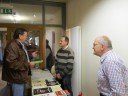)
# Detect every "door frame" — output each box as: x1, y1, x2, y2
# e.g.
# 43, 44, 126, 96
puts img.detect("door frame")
0, 24, 45, 69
